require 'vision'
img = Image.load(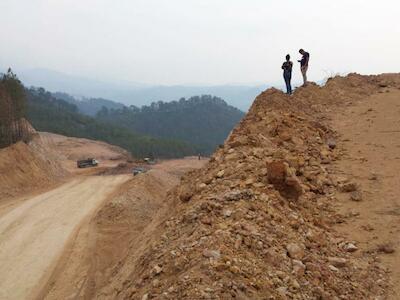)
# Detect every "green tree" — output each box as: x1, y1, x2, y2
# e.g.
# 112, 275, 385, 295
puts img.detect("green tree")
0, 69, 28, 148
